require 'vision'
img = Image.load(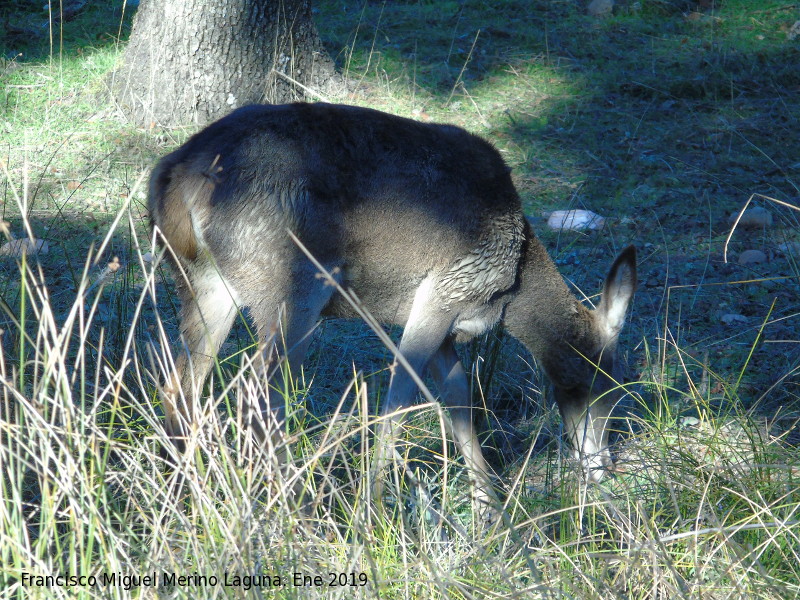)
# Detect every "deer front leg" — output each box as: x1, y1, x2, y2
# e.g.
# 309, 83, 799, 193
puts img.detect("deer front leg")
371, 280, 453, 506
428, 339, 500, 522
